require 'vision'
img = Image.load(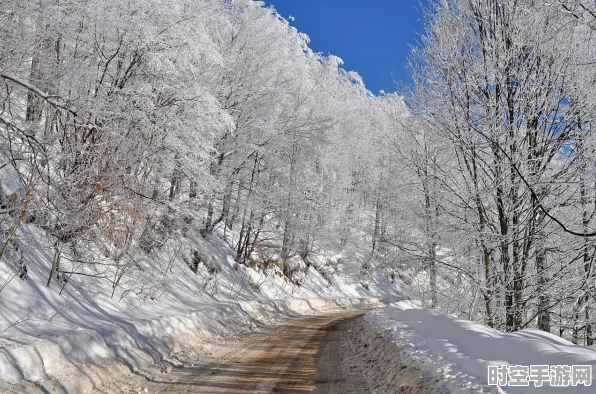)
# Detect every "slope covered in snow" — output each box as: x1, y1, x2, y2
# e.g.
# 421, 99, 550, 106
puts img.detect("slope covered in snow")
0, 221, 403, 393
366, 302, 596, 393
